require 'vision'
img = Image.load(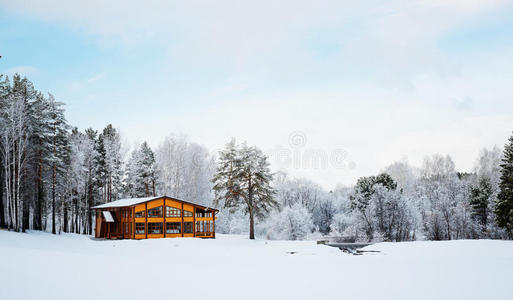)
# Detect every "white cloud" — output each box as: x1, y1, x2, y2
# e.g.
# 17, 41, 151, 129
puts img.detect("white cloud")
4, 0, 513, 188
87, 72, 105, 83
4, 65, 39, 77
